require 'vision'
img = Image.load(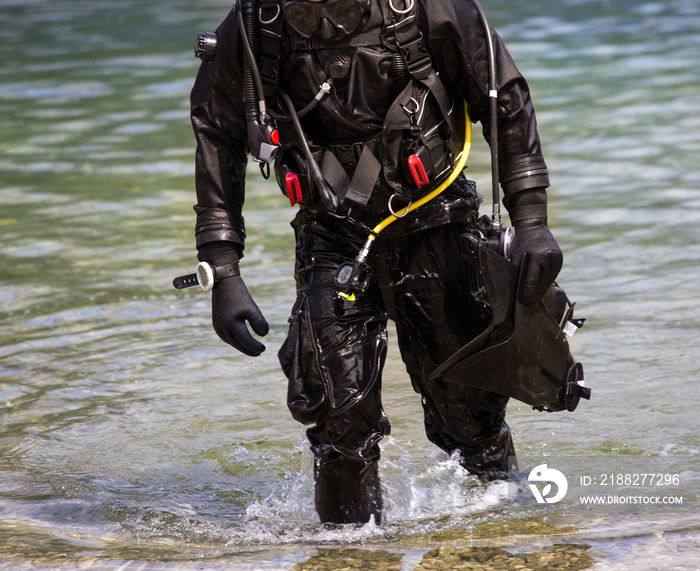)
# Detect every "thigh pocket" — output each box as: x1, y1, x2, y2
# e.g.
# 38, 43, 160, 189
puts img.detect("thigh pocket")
278, 296, 329, 425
